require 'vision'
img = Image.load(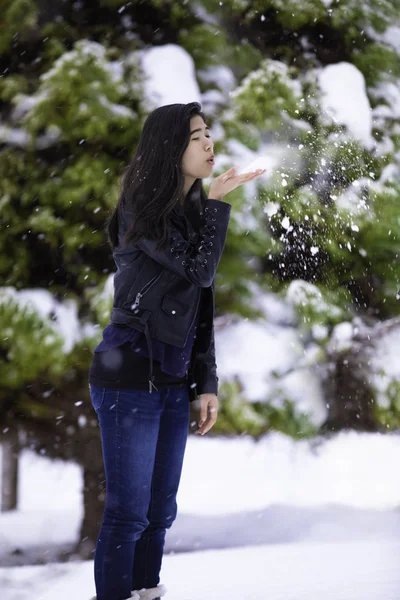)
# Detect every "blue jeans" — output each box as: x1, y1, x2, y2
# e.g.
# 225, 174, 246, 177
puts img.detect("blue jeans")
89, 384, 190, 600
